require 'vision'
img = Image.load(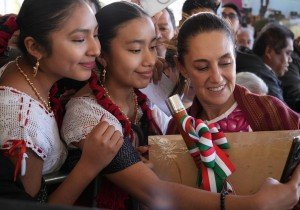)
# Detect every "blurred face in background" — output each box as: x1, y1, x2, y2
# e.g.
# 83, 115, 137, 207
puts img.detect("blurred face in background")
266, 38, 293, 77
221, 7, 240, 34
156, 9, 176, 57
236, 29, 253, 49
